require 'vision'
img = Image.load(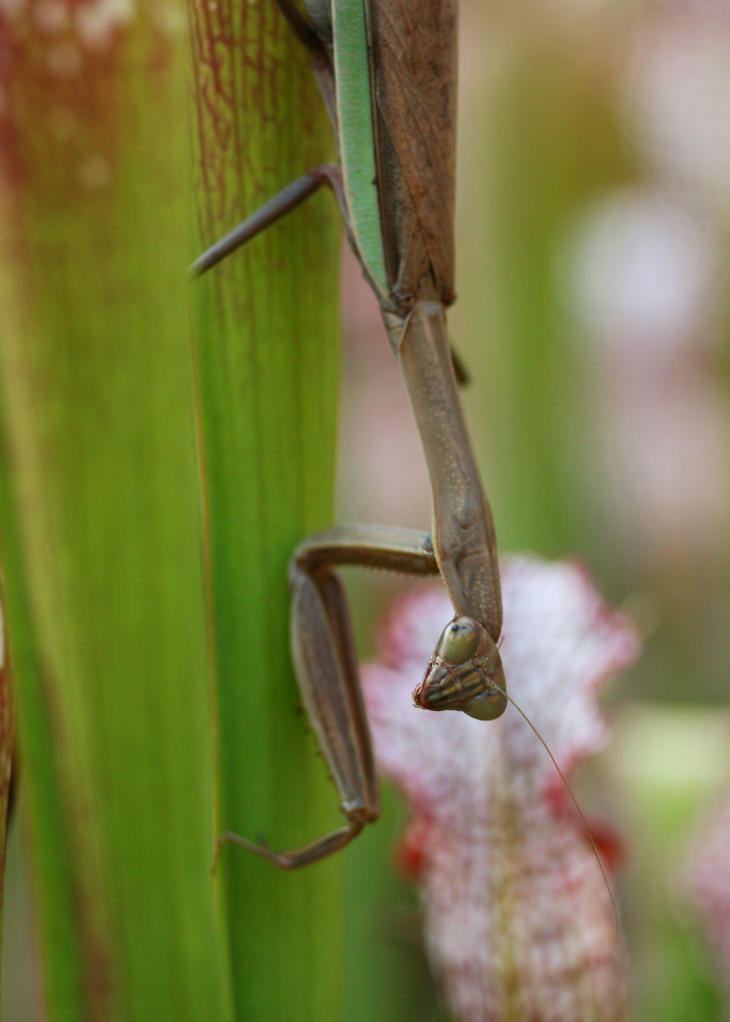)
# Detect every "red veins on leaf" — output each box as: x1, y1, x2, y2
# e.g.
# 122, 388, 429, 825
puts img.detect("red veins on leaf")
362, 556, 640, 1022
